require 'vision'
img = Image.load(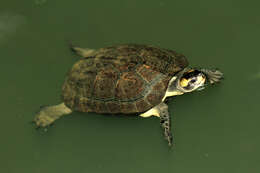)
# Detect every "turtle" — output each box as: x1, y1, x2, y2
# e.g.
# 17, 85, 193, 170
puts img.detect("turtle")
33, 44, 223, 146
